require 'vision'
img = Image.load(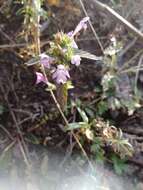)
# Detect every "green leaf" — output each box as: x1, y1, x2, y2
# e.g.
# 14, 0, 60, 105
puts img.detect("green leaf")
97, 101, 108, 115
111, 155, 127, 175
66, 122, 88, 131
74, 49, 102, 61
91, 142, 105, 163
85, 107, 95, 118
77, 107, 89, 123
108, 97, 121, 110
